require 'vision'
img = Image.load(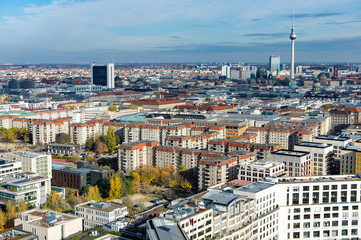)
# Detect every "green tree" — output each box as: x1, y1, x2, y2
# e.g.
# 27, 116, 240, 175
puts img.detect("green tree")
82, 184, 91, 195
108, 105, 118, 111
106, 126, 116, 153
87, 186, 102, 201
86, 138, 95, 151
109, 176, 121, 200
